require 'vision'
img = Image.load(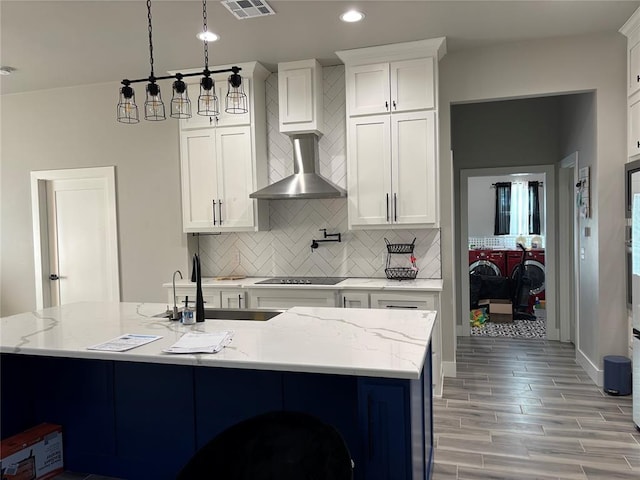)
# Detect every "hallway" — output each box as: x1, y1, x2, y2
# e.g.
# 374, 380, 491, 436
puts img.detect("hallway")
433, 337, 639, 479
